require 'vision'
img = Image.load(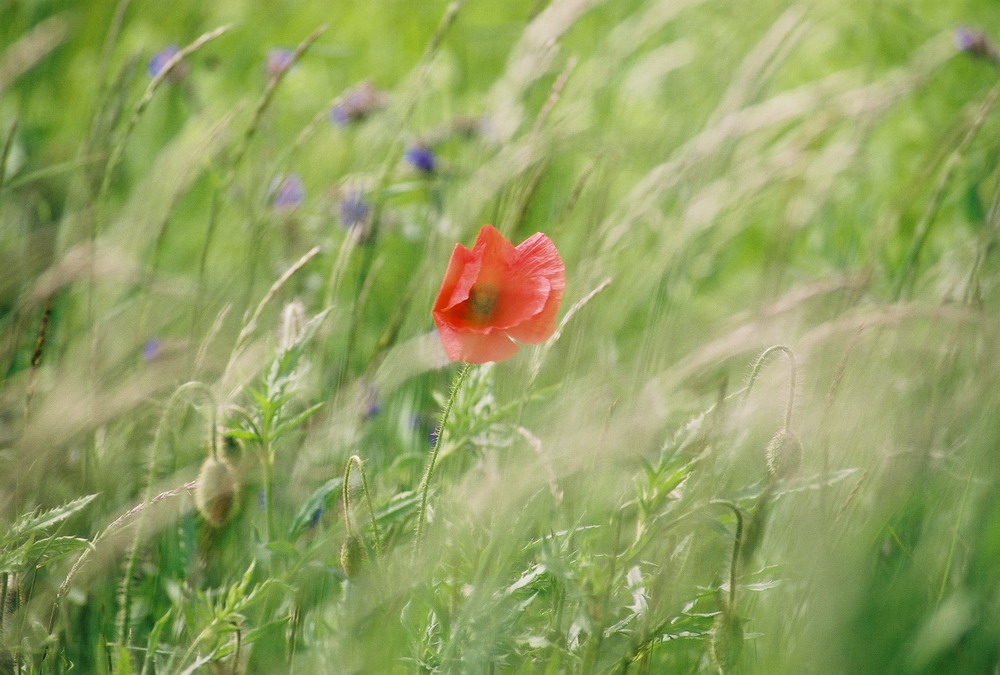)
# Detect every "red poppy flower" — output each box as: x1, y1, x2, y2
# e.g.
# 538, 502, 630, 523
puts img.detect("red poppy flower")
433, 225, 565, 363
